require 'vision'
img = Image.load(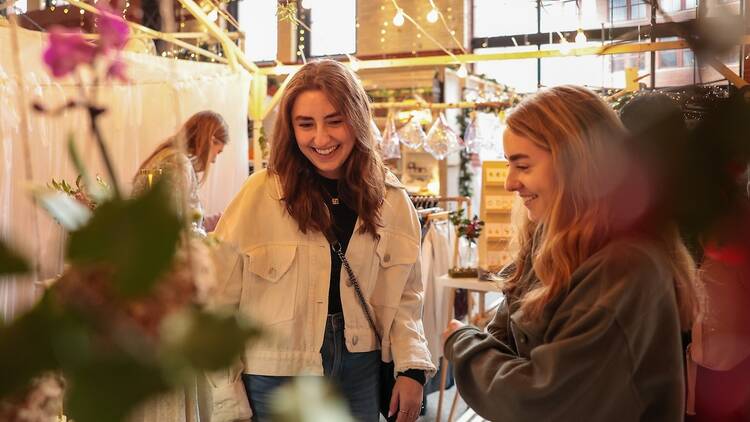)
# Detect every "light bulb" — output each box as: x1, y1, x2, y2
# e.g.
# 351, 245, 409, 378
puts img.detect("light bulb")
207, 9, 218, 22
393, 9, 405, 27
426, 8, 439, 23
346, 54, 359, 71
301, 0, 314, 9
456, 64, 468, 78
575, 29, 587, 44
559, 39, 572, 55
